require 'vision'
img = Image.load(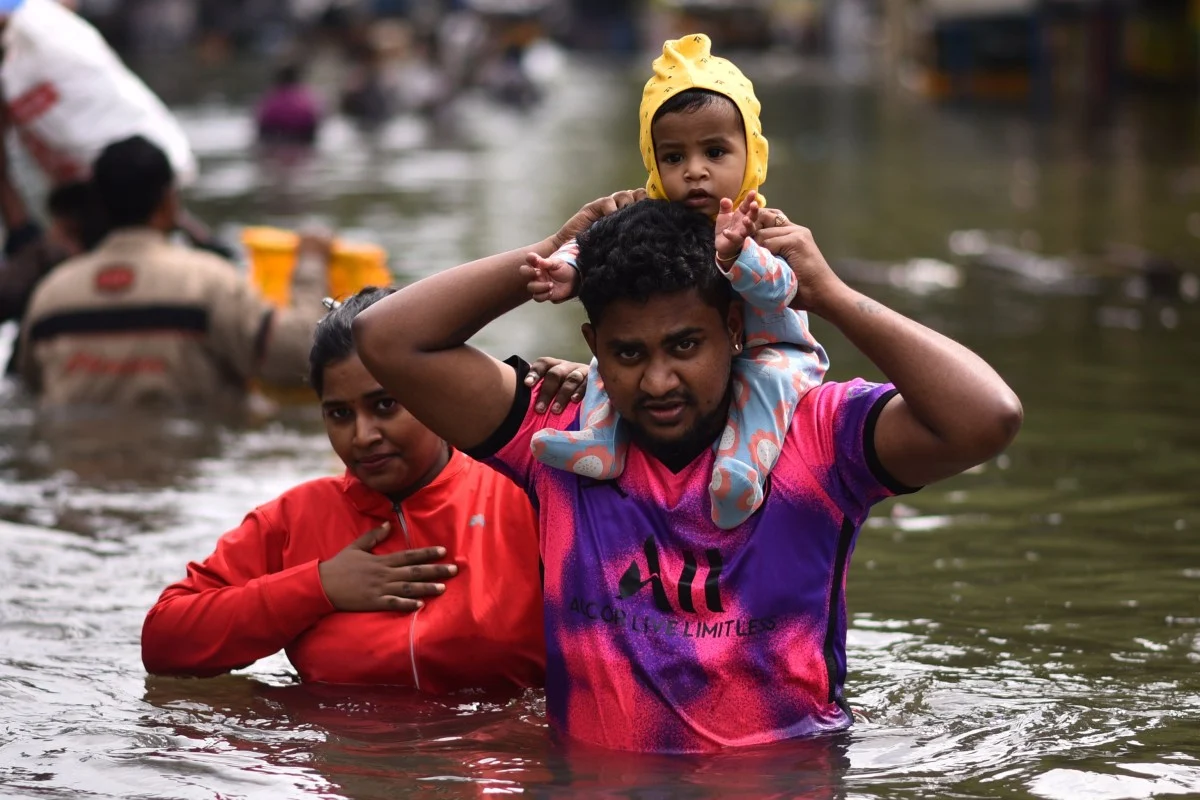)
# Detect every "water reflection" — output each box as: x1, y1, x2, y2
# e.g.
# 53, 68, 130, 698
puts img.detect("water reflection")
1, 54, 1199, 799
140, 677, 853, 800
